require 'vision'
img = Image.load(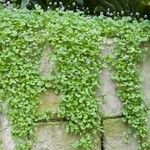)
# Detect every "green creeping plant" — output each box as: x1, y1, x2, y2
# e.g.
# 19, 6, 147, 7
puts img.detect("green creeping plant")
0, 7, 150, 150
